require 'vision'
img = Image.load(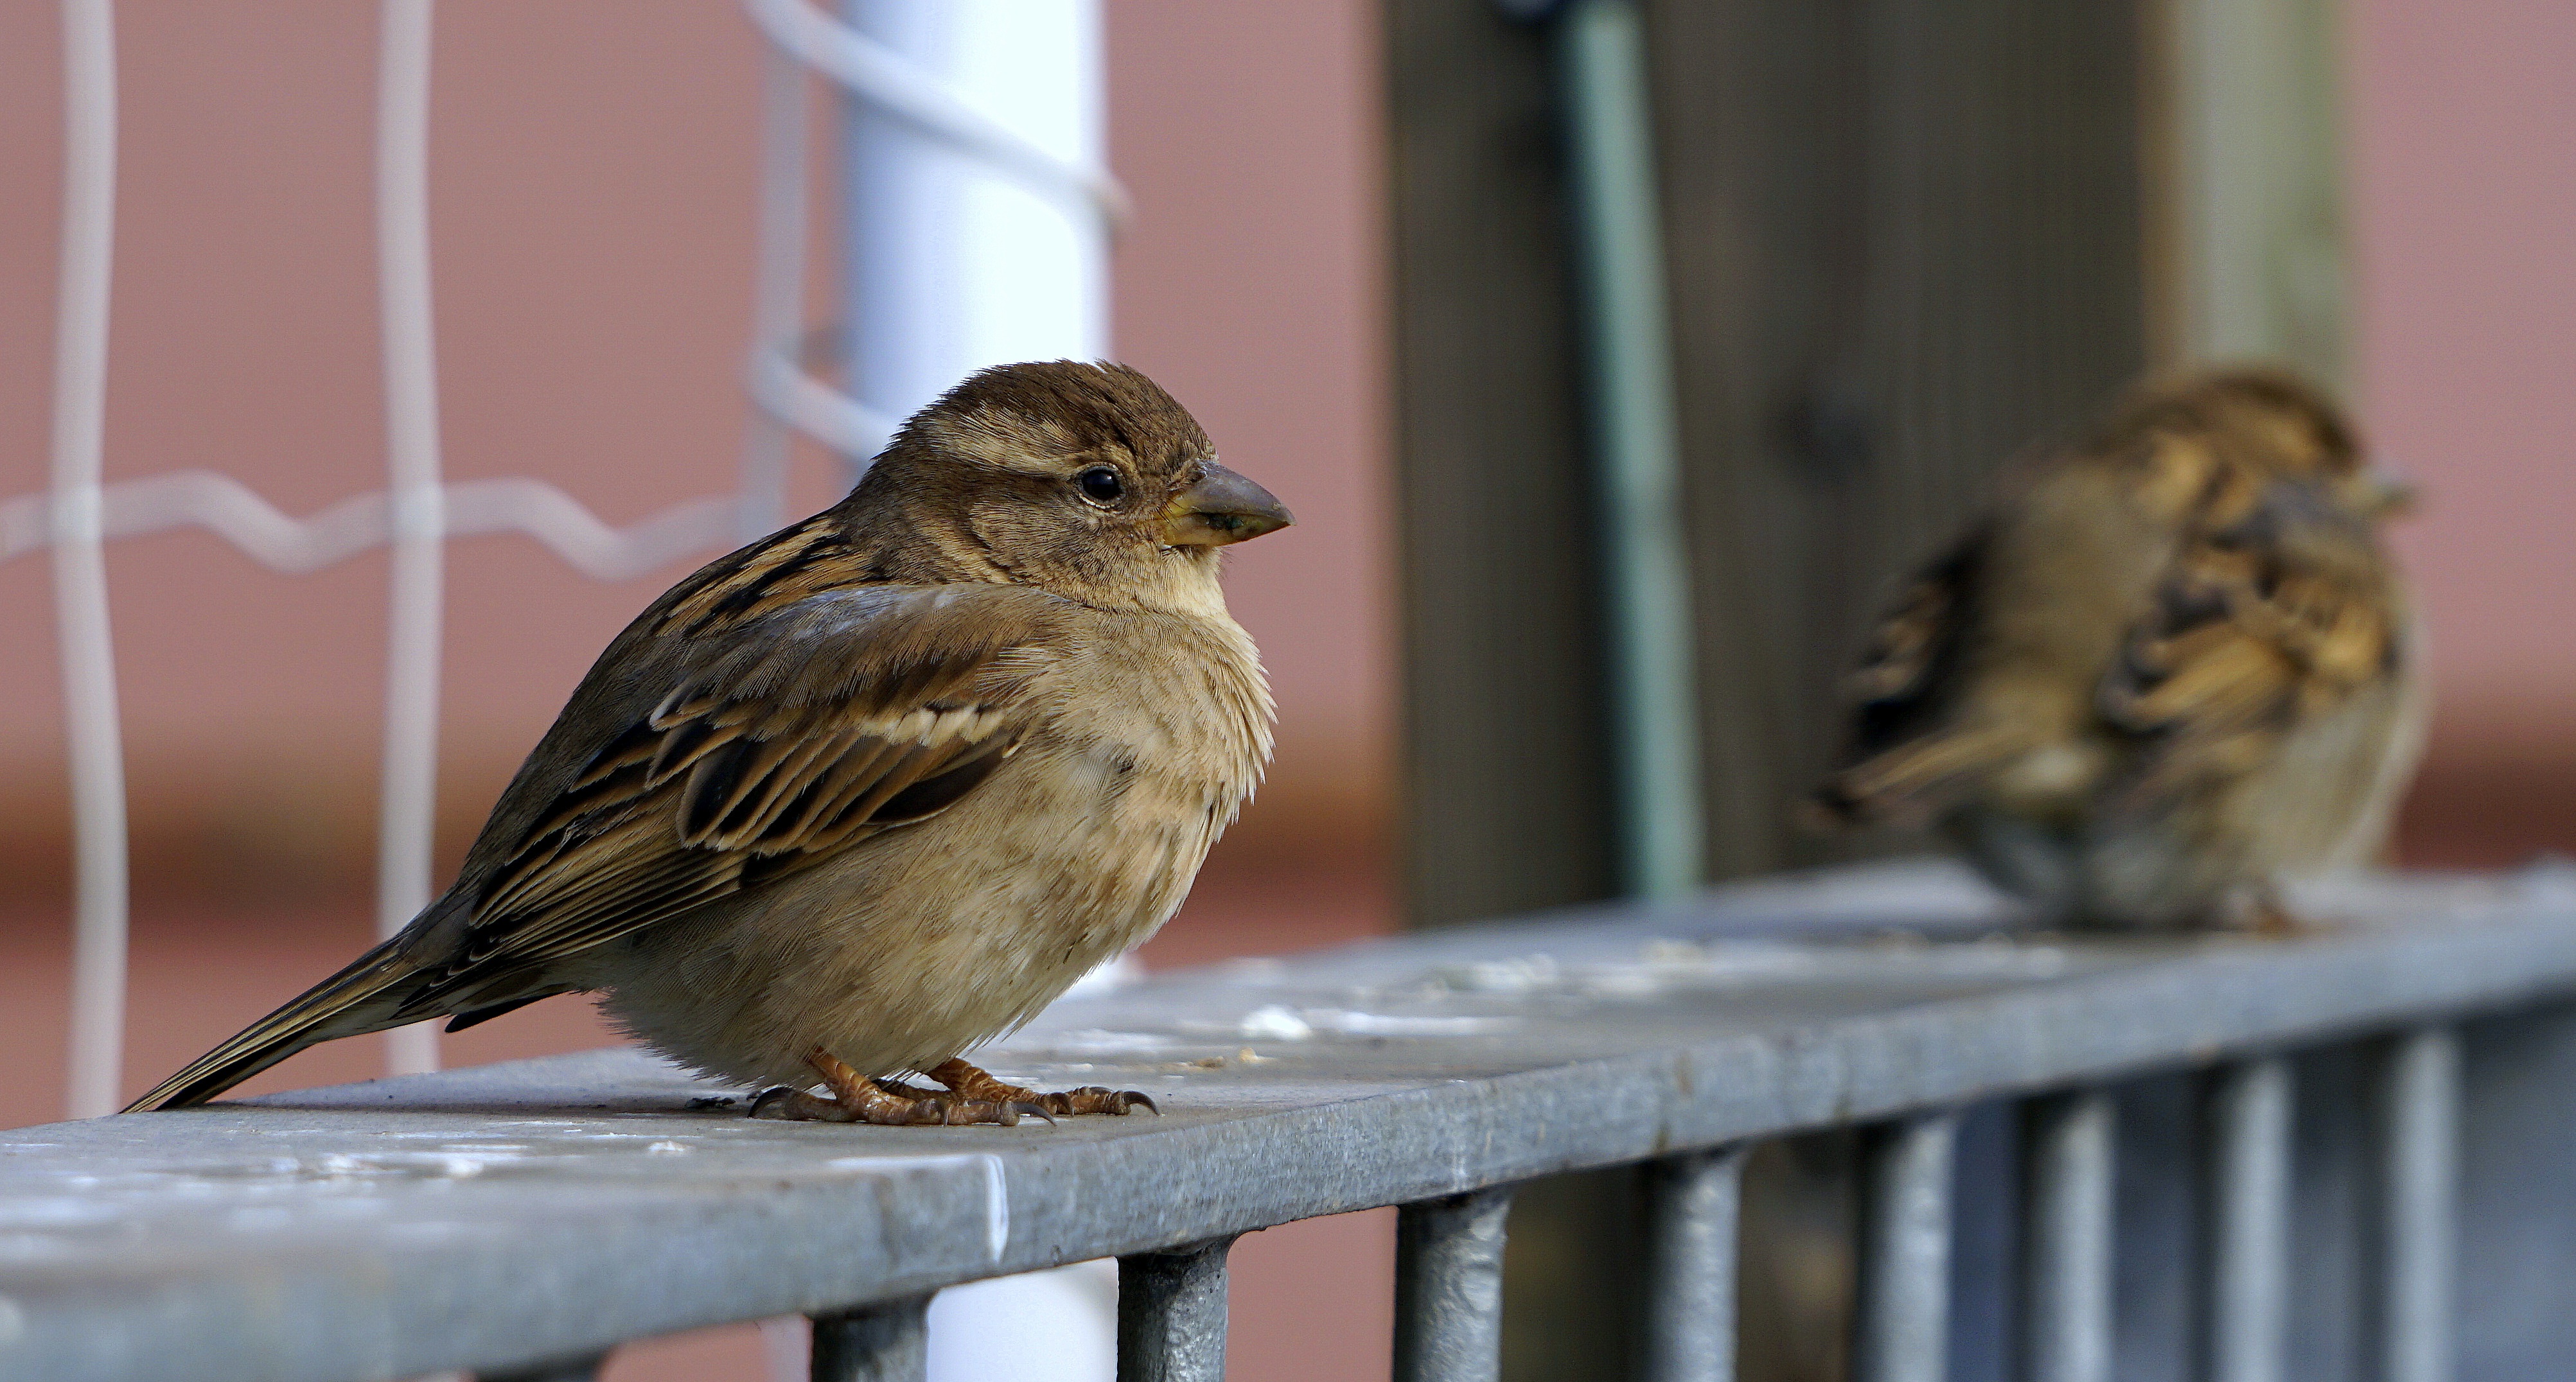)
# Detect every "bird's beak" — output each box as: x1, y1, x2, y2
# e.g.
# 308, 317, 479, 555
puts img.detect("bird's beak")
1161, 462, 1293, 547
